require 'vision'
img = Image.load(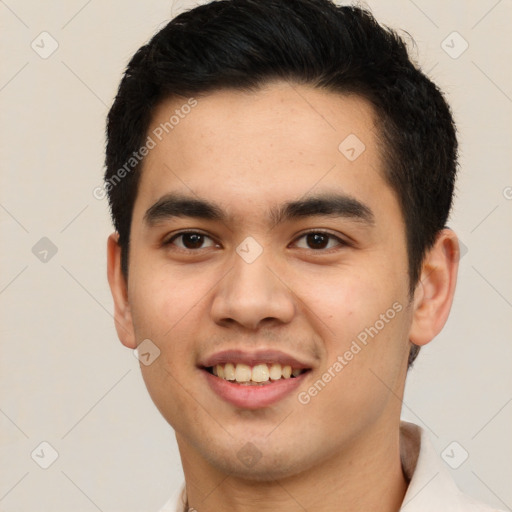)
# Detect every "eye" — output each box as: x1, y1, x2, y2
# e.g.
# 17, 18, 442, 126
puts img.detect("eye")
165, 231, 218, 250
293, 231, 345, 250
